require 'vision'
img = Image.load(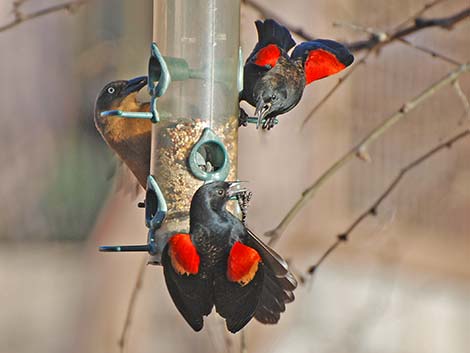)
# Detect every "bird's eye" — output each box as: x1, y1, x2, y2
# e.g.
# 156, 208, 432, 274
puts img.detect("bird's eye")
107, 87, 115, 94
217, 189, 225, 196
271, 94, 277, 100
